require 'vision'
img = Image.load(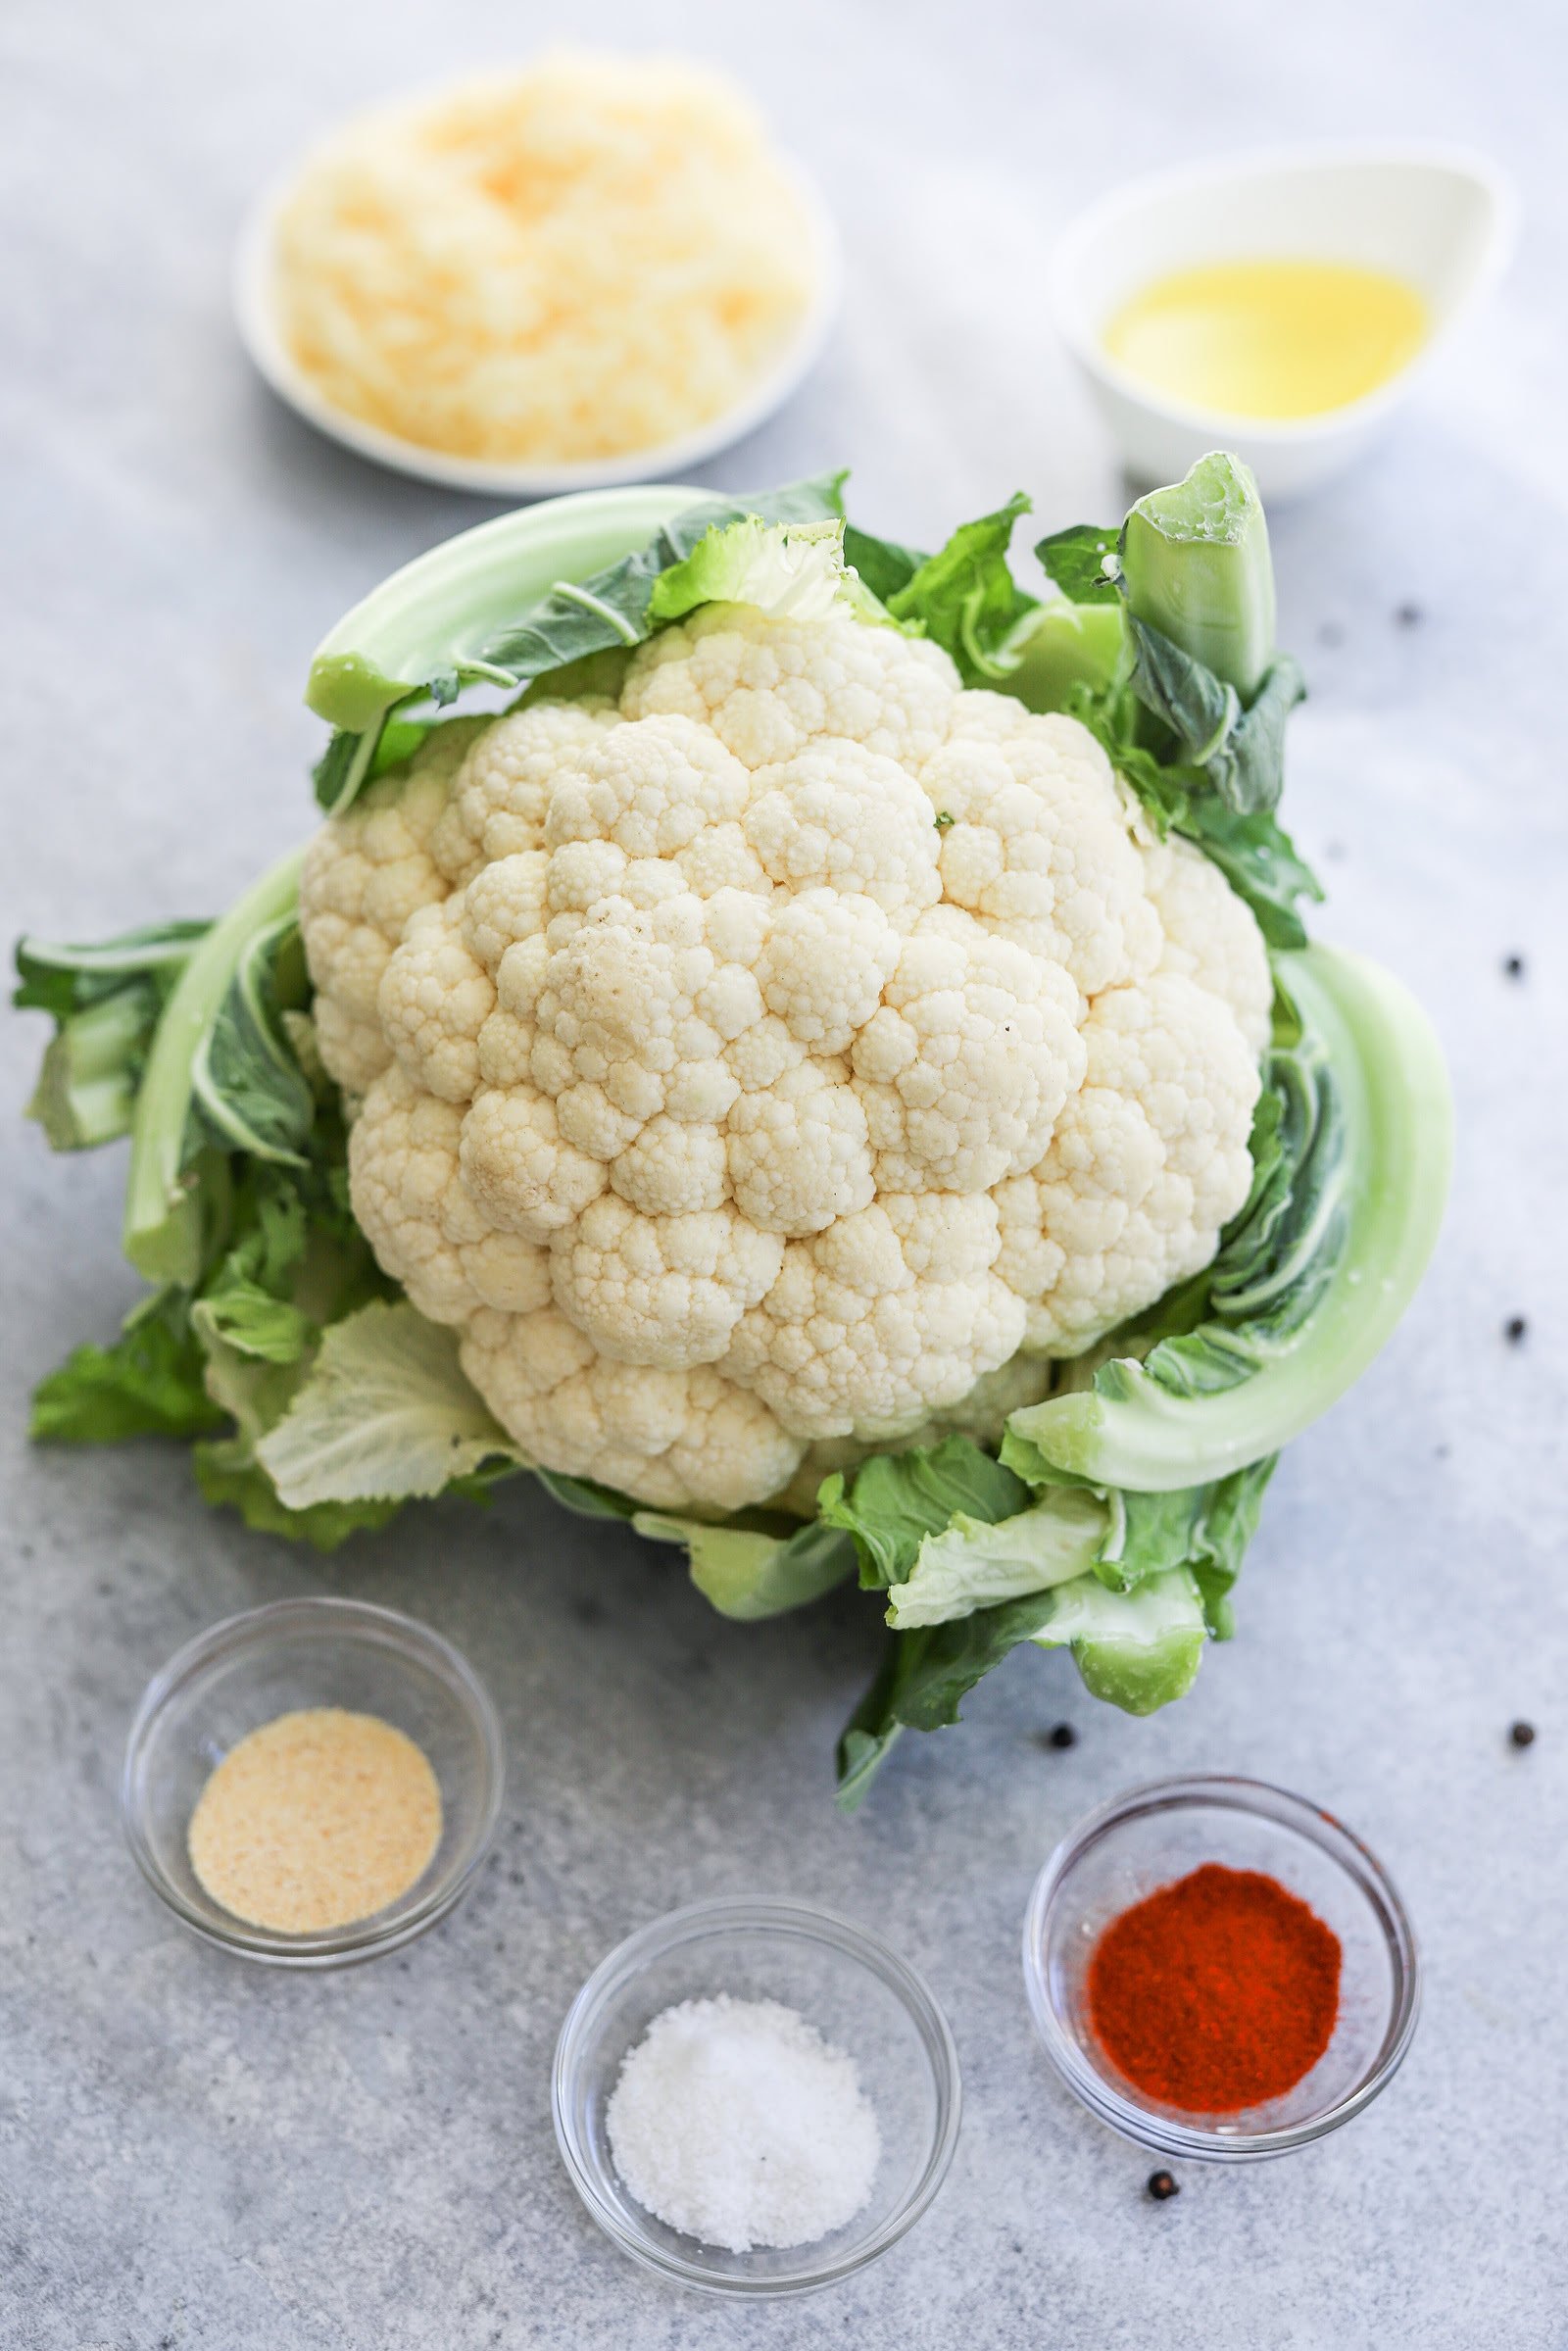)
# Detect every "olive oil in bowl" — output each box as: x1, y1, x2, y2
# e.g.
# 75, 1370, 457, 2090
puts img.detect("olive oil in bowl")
1102, 259, 1430, 421
1048, 145, 1512, 495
